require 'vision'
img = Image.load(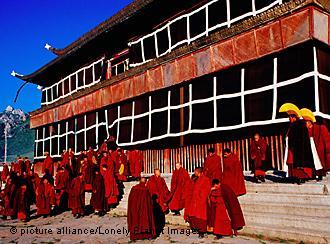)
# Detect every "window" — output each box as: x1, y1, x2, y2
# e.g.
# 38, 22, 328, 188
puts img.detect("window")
245, 90, 273, 122
245, 56, 273, 90
156, 28, 169, 55
144, 35, 156, 60
192, 102, 214, 129
216, 67, 241, 95
189, 8, 206, 39
217, 97, 242, 126
170, 17, 187, 47
208, 0, 227, 29
230, 0, 252, 20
